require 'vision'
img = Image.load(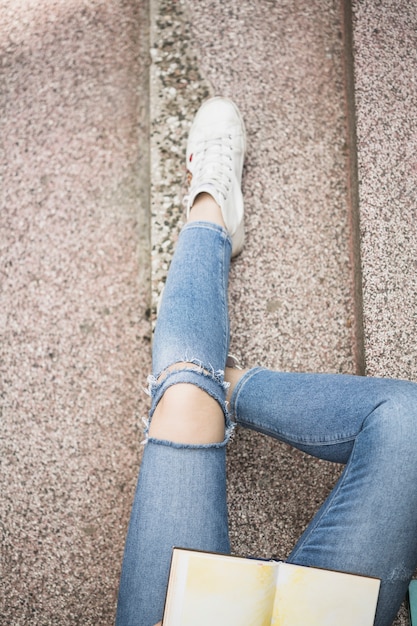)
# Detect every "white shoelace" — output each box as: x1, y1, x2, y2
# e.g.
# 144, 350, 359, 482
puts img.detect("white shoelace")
190, 135, 233, 201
